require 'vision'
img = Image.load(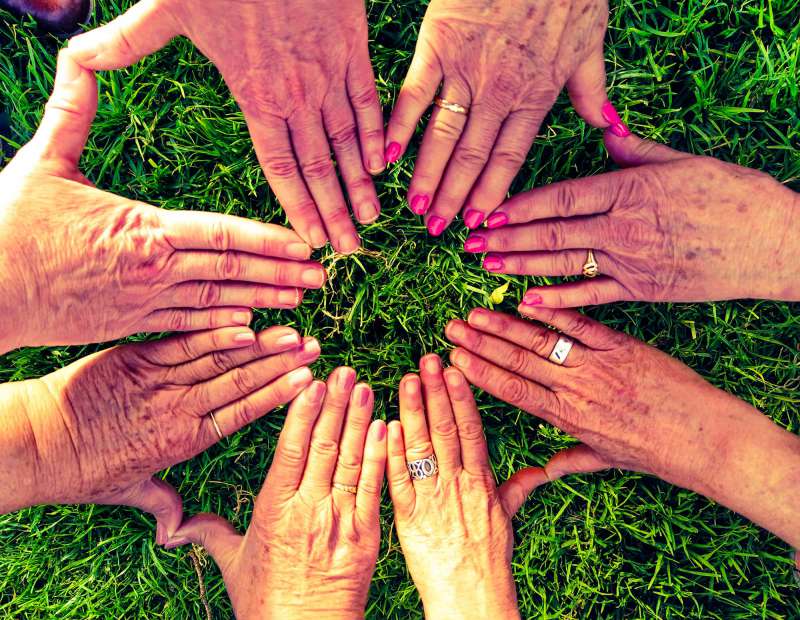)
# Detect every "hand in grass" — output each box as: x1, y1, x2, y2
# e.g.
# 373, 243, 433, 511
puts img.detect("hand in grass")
173, 369, 386, 620
386, 355, 562, 620
466, 132, 800, 305
446, 307, 800, 550
0, 52, 327, 354
385, 0, 614, 236
67, 0, 384, 254
0, 326, 319, 545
